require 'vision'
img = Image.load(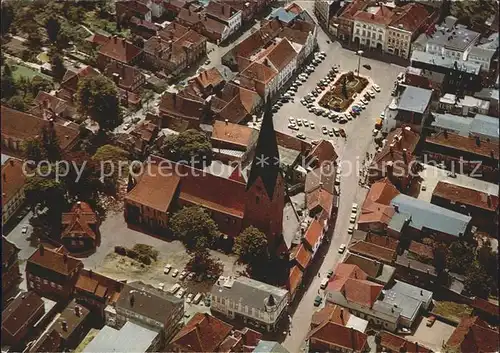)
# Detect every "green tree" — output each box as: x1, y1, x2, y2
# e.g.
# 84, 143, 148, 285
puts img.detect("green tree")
23, 138, 44, 162
63, 151, 102, 200
50, 53, 65, 82
233, 226, 269, 264
186, 248, 223, 277
1, 64, 17, 99
433, 243, 448, 273
451, 0, 496, 29
6, 95, 27, 111
25, 175, 67, 215
41, 124, 61, 162
169, 206, 220, 250
477, 239, 498, 293
27, 30, 43, 49
92, 144, 129, 194
30, 76, 53, 97
76, 75, 122, 131
447, 241, 475, 274
464, 262, 491, 299
45, 16, 60, 43
161, 129, 212, 166
1, 2, 14, 35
